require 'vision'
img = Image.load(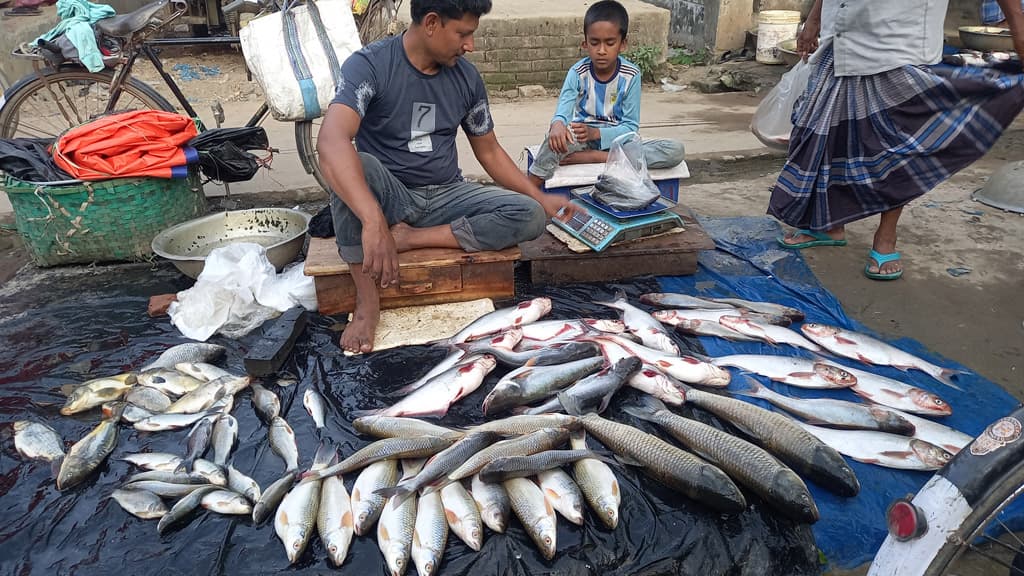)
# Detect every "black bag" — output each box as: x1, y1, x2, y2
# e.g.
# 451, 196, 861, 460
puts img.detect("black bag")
187, 127, 270, 183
